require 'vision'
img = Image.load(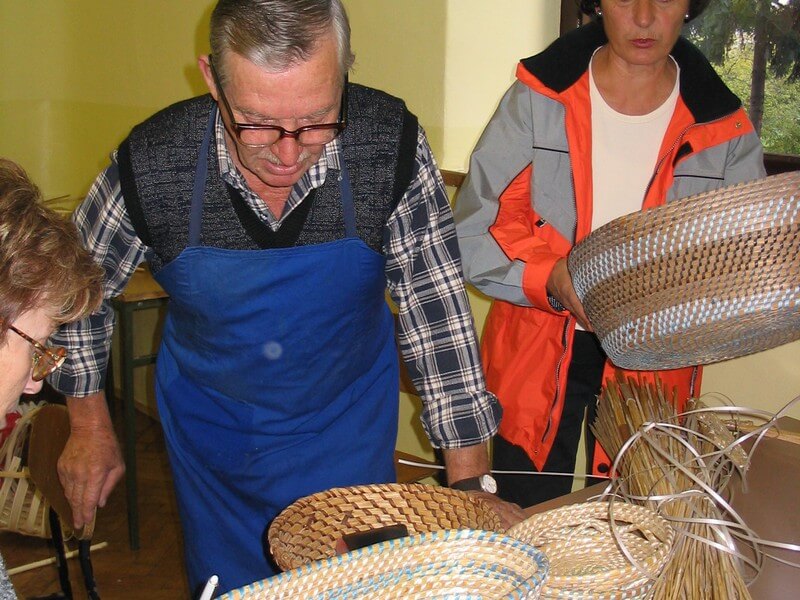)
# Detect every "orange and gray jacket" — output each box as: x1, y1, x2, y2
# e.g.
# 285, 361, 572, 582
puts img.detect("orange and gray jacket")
454, 22, 766, 472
